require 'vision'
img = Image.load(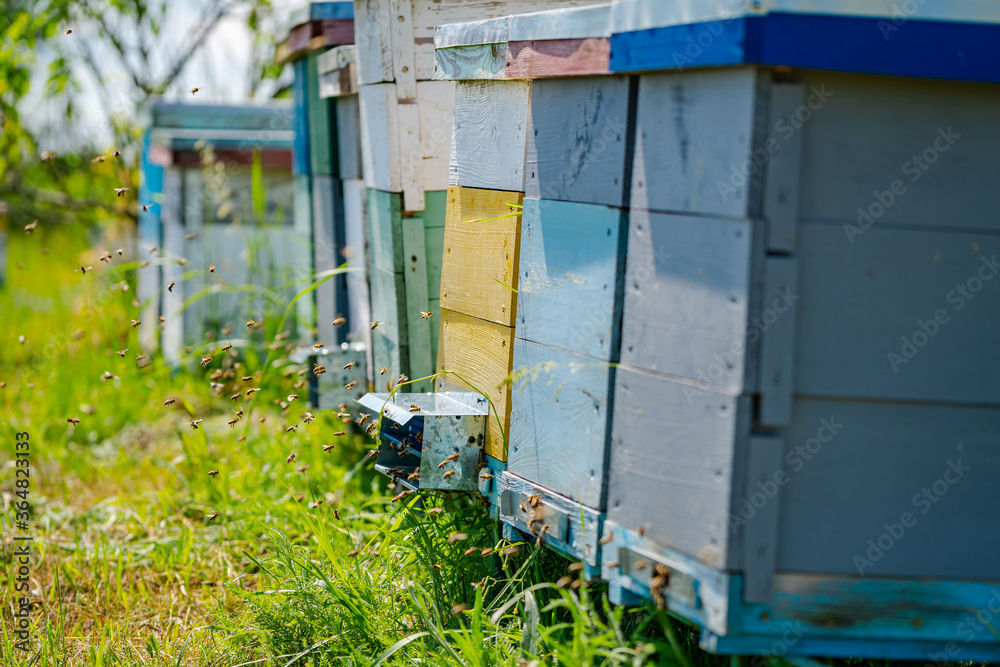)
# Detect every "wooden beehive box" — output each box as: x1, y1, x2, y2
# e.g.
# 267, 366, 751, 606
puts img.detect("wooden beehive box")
138, 101, 301, 364
594, 0, 1000, 661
